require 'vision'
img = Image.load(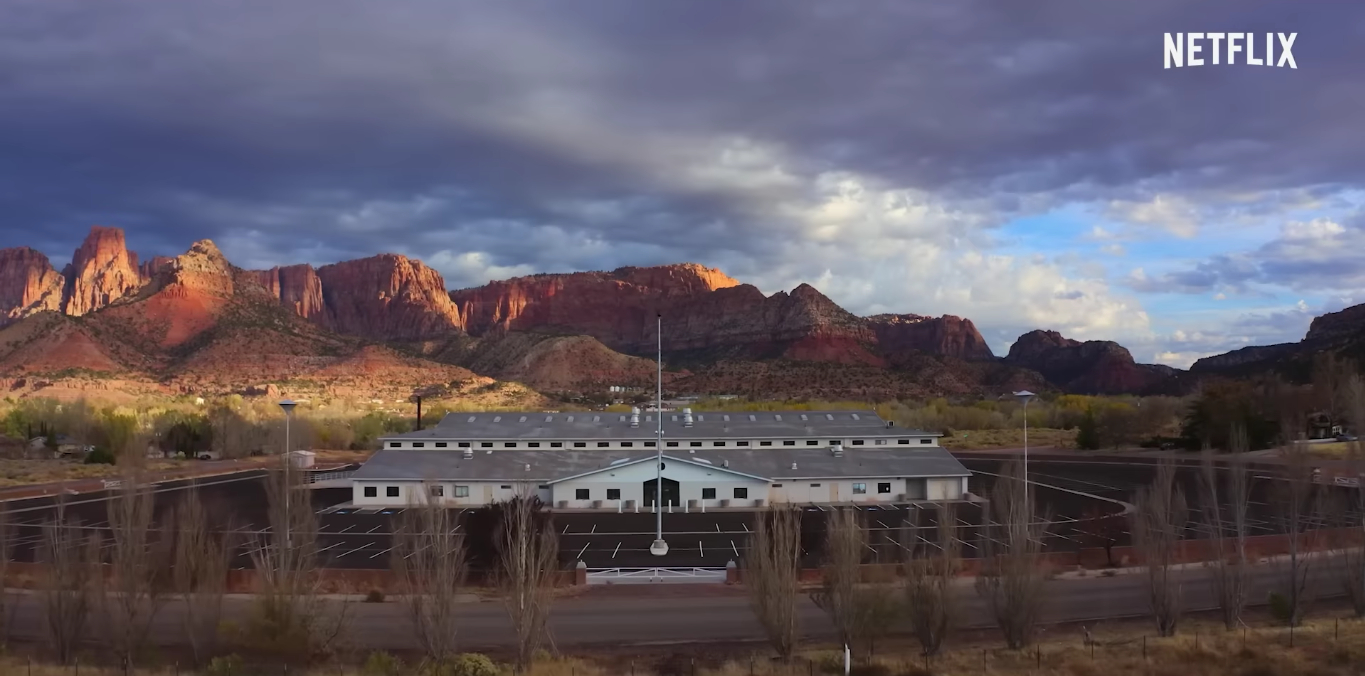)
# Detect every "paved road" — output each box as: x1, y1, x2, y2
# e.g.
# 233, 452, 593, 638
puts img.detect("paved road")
5, 559, 1349, 651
